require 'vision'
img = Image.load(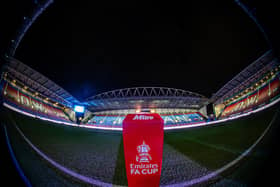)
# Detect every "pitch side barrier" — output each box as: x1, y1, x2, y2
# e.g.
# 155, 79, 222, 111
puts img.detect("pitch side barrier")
3, 95, 280, 132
